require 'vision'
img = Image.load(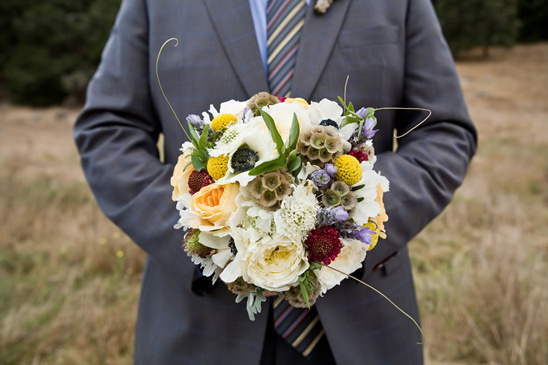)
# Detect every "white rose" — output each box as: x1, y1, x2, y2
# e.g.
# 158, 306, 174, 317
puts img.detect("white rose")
241, 234, 309, 292
316, 238, 369, 294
